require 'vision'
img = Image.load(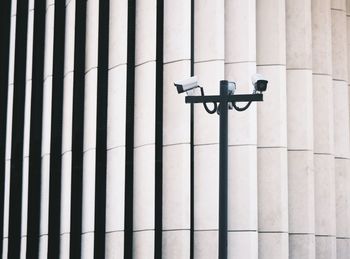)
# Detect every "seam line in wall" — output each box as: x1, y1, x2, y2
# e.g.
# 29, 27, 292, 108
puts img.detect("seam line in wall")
134, 143, 155, 149
164, 59, 191, 65
227, 230, 257, 233
193, 142, 219, 147
289, 233, 315, 235
163, 142, 191, 147
81, 231, 94, 235
194, 59, 224, 64
286, 68, 312, 71
315, 235, 336, 237
332, 78, 347, 82
162, 229, 191, 232
228, 144, 257, 147
66, 0, 73, 8
335, 156, 350, 160
108, 62, 127, 71
258, 146, 287, 149
46, 3, 54, 12
257, 64, 285, 67
314, 152, 333, 156
258, 231, 288, 234
133, 229, 155, 233
105, 230, 124, 234
63, 70, 74, 78
313, 73, 332, 76
106, 145, 125, 151
135, 59, 156, 67
85, 66, 98, 75
331, 8, 346, 12
288, 149, 313, 152
83, 147, 95, 154
336, 237, 350, 239
224, 60, 256, 65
